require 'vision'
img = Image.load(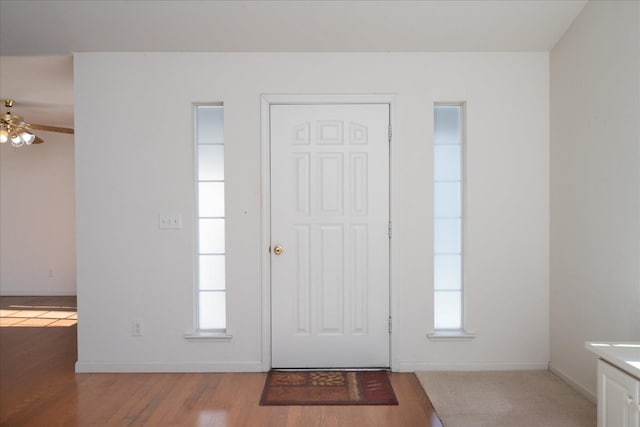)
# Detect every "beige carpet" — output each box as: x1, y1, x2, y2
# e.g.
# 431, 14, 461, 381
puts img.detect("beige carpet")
415, 370, 596, 427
